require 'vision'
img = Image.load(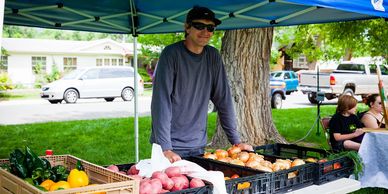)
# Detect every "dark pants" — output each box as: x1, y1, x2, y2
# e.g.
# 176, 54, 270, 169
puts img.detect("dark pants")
174, 148, 205, 158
